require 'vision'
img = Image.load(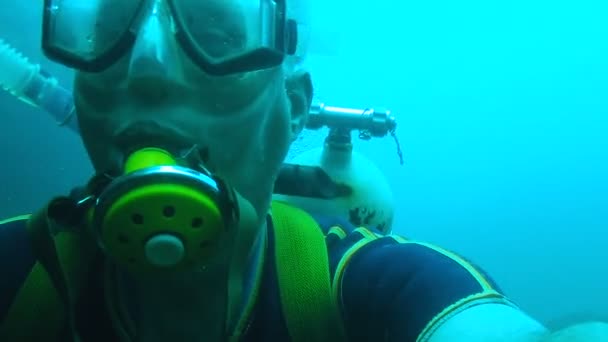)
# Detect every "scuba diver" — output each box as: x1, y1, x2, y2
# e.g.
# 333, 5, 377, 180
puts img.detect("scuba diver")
0, 36, 400, 235
1, 0, 607, 341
